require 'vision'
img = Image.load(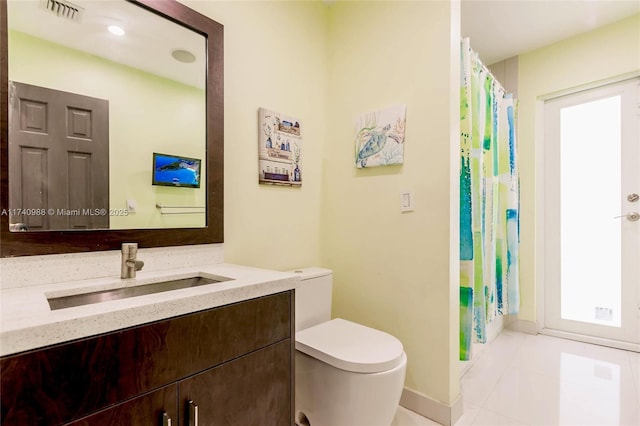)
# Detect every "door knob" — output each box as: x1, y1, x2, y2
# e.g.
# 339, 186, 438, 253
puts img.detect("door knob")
614, 212, 640, 221
628, 193, 640, 202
